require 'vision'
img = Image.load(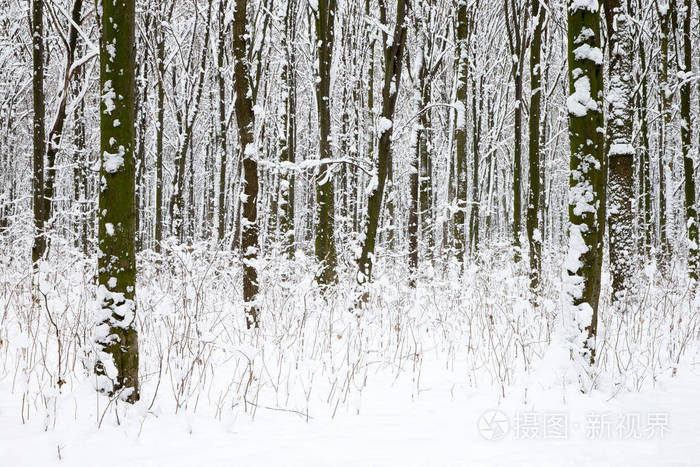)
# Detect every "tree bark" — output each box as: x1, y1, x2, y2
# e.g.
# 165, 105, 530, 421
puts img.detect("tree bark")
95, 0, 139, 402
232, 0, 260, 327
604, 0, 636, 302
564, 0, 605, 364
313, 0, 339, 286
527, 0, 544, 292
31, 0, 46, 265
679, 0, 697, 280
454, 0, 469, 264
357, 0, 408, 288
